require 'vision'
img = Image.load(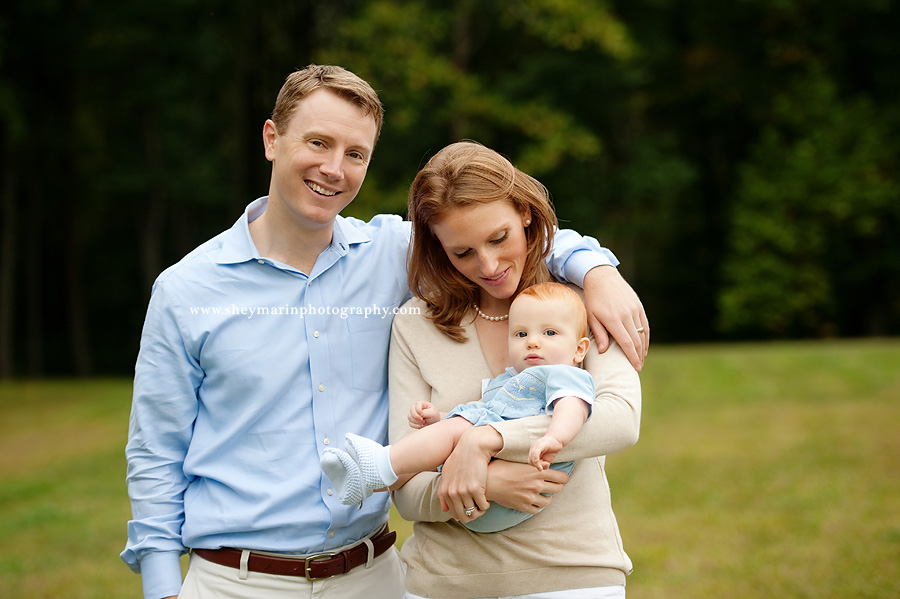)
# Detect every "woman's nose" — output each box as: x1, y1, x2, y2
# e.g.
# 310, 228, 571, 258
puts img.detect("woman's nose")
478, 252, 499, 276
